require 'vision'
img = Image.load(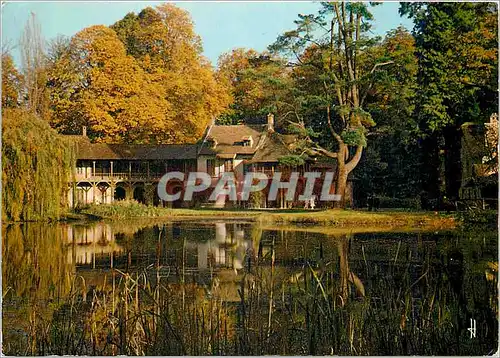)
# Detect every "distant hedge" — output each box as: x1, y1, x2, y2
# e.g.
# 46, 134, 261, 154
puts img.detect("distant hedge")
2, 109, 74, 221
366, 196, 421, 210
